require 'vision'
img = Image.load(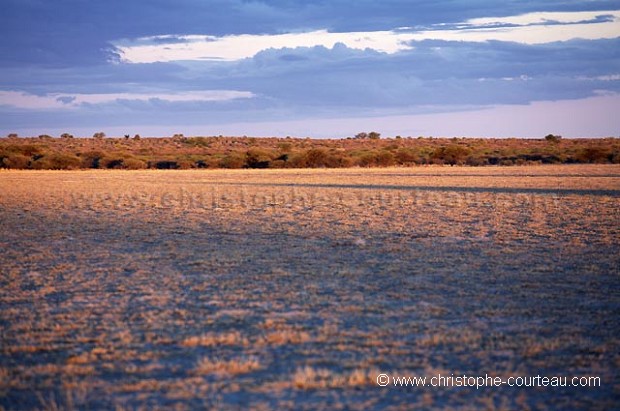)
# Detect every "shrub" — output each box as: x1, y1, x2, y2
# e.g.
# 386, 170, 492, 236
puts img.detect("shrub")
3, 143, 42, 157
2, 153, 31, 169
395, 148, 418, 165
465, 155, 488, 166
32, 153, 81, 170
576, 147, 611, 163
60, 133, 74, 139
177, 159, 194, 169
355, 152, 378, 167
375, 151, 395, 167
153, 160, 180, 169
431, 145, 471, 165
278, 142, 292, 152
545, 134, 562, 143
326, 154, 353, 168
304, 148, 330, 168
286, 152, 308, 168
80, 151, 106, 168
123, 158, 147, 169
219, 153, 246, 169
93, 132, 106, 139
269, 159, 287, 168
246, 148, 274, 168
